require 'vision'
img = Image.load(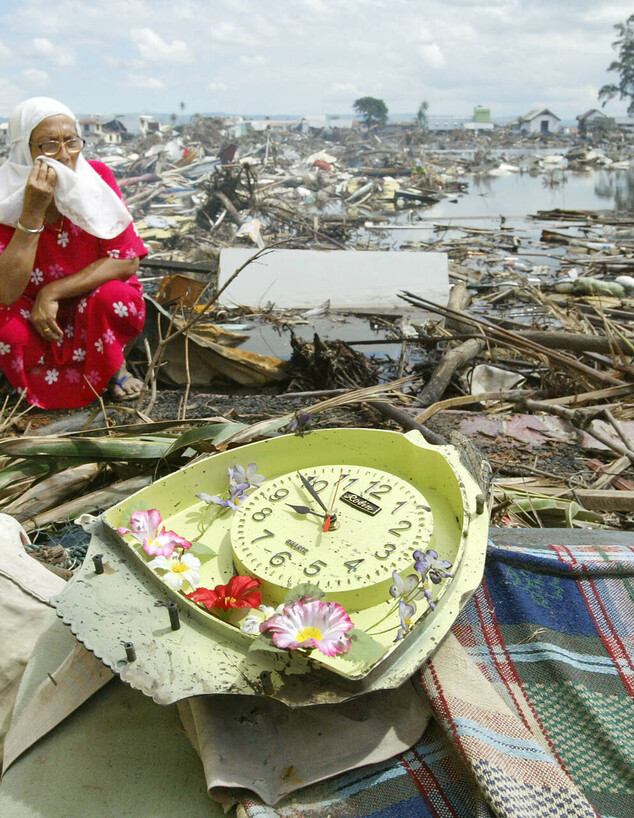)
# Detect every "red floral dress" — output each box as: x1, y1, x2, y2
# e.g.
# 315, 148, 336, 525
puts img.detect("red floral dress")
0, 161, 147, 409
